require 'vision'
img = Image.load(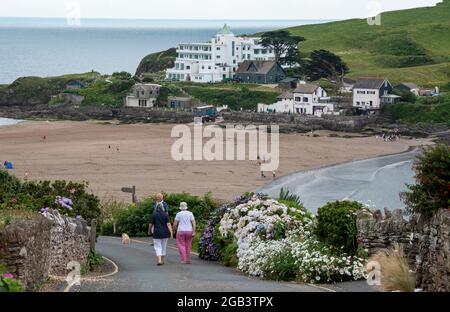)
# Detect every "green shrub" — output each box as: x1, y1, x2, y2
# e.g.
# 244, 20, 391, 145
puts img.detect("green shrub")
183, 86, 278, 110
383, 93, 450, 125
81, 250, 105, 274
263, 246, 297, 281
0, 170, 100, 223
315, 200, 364, 255
401, 144, 450, 217
113, 192, 219, 237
